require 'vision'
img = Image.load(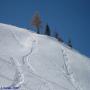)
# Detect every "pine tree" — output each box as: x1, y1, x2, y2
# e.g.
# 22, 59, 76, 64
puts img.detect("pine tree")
31, 12, 41, 34
45, 24, 51, 36
55, 32, 58, 39
67, 38, 72, 48
54, 32, 63, 42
